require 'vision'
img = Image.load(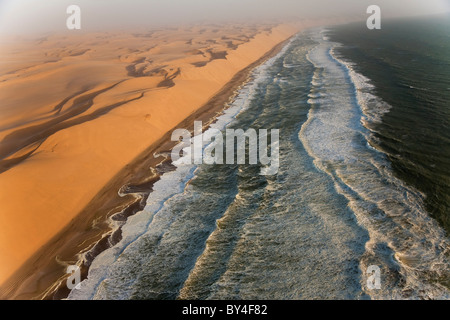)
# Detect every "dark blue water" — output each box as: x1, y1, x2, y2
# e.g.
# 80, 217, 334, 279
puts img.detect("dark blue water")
329, 15, 450, 236
68, 17, 450, 300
